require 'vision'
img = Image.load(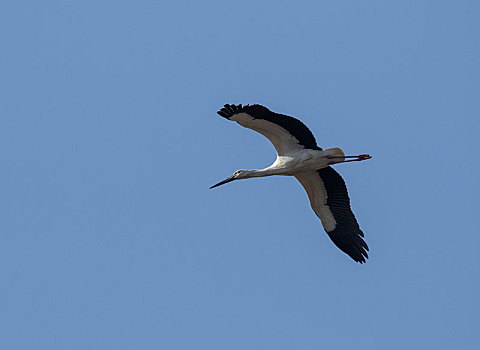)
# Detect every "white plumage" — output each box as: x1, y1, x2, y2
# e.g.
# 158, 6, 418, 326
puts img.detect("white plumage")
211, 104, 371, 263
